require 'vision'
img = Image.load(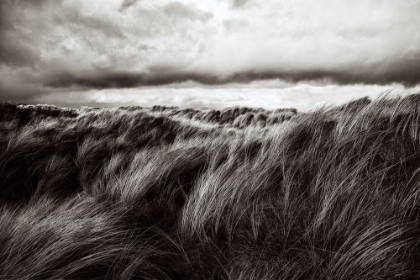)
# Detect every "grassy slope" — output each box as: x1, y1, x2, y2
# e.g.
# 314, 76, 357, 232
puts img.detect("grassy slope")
0, 95, 420, 279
